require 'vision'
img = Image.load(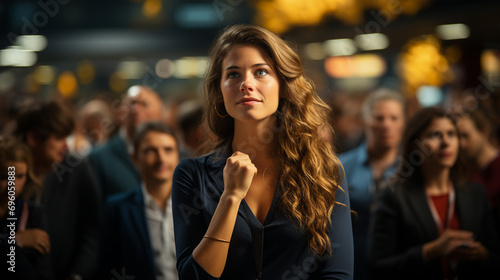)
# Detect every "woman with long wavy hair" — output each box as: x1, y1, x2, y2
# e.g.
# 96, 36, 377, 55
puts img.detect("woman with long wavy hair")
172, 24, 354, 280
